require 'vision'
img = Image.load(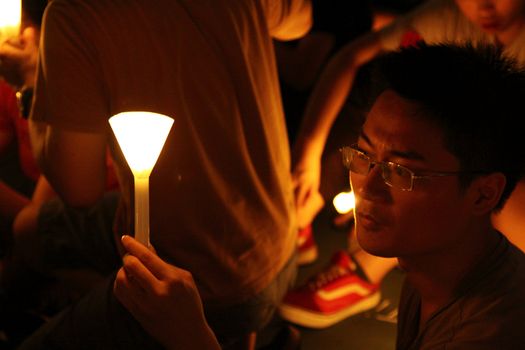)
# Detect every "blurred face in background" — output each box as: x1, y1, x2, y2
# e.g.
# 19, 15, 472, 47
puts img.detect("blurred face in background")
455, 0, 525, 43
